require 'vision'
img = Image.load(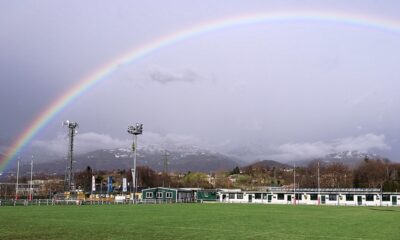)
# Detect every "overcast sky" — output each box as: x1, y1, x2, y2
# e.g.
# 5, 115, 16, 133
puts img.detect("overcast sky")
1, 1, 400, 162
